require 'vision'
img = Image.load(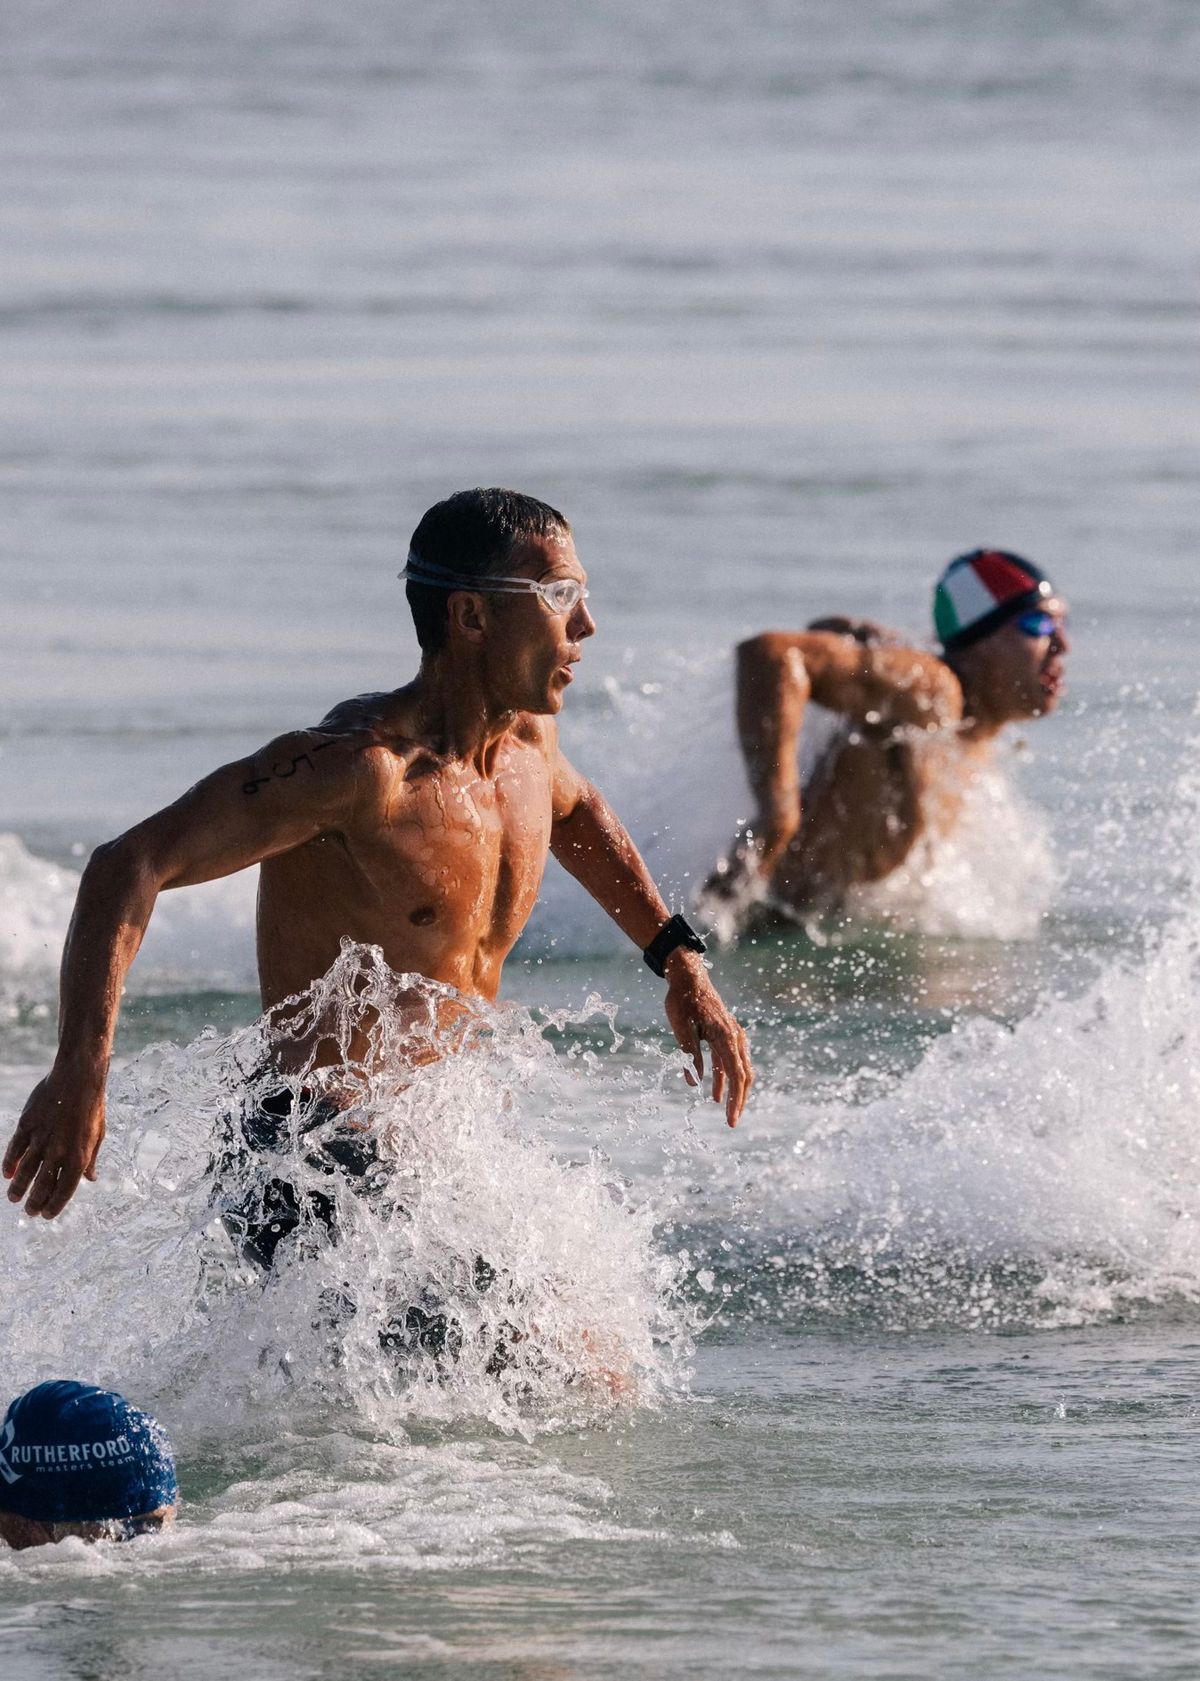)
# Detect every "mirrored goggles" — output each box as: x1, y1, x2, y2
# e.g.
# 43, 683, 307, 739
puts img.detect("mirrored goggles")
399, 562, 588, 616
1014, 608, 1066, 639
